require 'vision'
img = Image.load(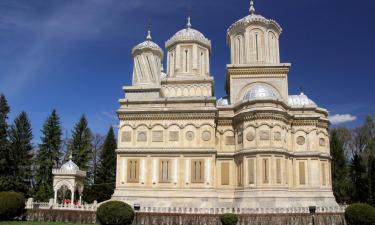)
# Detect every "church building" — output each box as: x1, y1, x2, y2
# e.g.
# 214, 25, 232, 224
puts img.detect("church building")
112, 1, 338, 209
